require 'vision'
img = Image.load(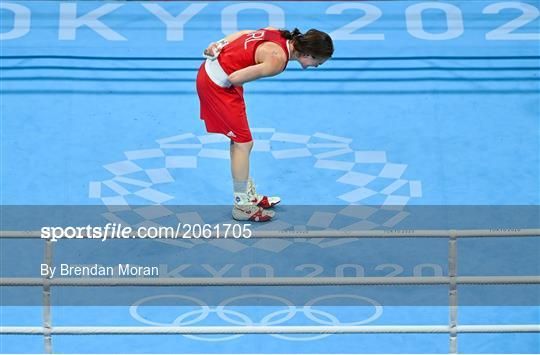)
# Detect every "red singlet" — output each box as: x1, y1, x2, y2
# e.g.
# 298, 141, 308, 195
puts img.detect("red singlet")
196, 29, 290, 143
